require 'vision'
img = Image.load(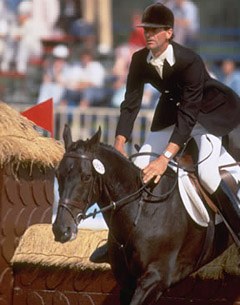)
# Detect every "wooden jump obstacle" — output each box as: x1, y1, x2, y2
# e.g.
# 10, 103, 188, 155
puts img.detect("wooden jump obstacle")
0, 102, 63, 305
11, 224, 240, 305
